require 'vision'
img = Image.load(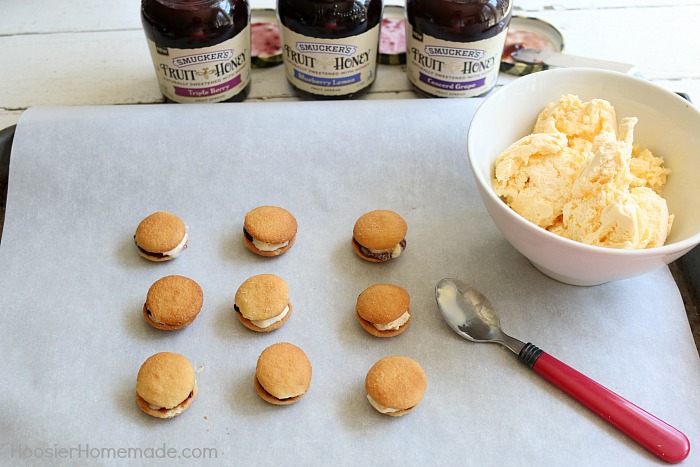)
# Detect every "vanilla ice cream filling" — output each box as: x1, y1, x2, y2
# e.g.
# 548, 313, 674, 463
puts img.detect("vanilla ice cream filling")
373, 311, 410, 331
249, 305, 289, 329
147, 404, 186, 417
252, 237, 289, 252
367, 394, 400, 414
369, 243, 404, 259
162, 232, 189, 258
